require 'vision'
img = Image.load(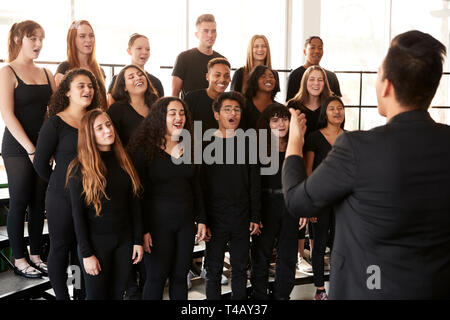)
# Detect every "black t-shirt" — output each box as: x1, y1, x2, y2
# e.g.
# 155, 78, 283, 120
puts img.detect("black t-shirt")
286, 66, 341, 102
107, 102, 144, 147
172, 48, 224, 97
242, 99, 279, 130
68, 150, 143, 258
286, 100, 321, 139
242, 99, 261, 130
304, 130, 332, 170
184, 89, 216, 135
107, 71, 164, 98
